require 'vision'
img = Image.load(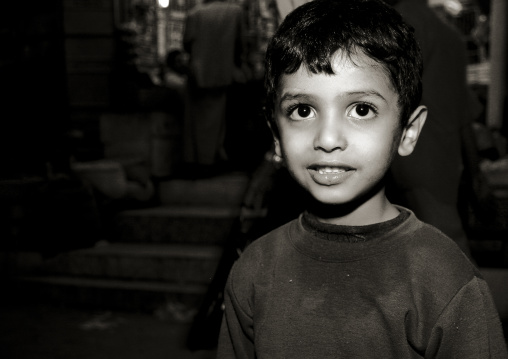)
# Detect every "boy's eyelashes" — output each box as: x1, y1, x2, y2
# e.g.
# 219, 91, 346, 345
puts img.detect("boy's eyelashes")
285, 104, 316, 120
282, 102, 379, 121
347, 102, 378, 120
